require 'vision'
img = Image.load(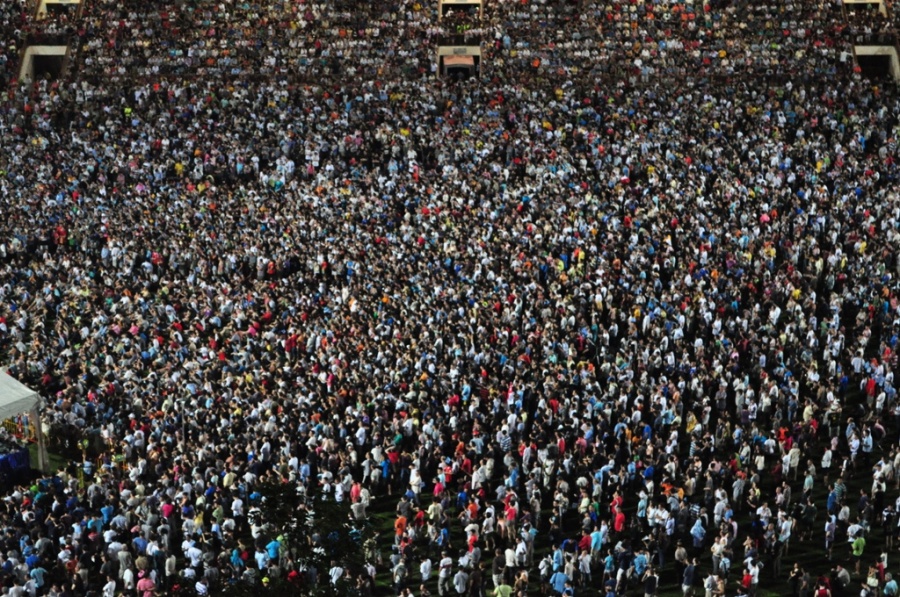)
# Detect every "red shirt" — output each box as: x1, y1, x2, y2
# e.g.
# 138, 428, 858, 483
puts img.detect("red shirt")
609, 495, 623, 516
578, 534, 592, 552
614, 510, 626, 533
468, 533, 478, 552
